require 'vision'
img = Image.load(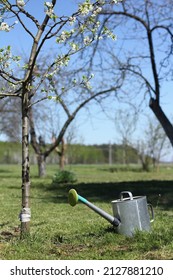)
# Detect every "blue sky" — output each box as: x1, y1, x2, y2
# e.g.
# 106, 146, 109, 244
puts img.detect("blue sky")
0, 1, 173, 160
